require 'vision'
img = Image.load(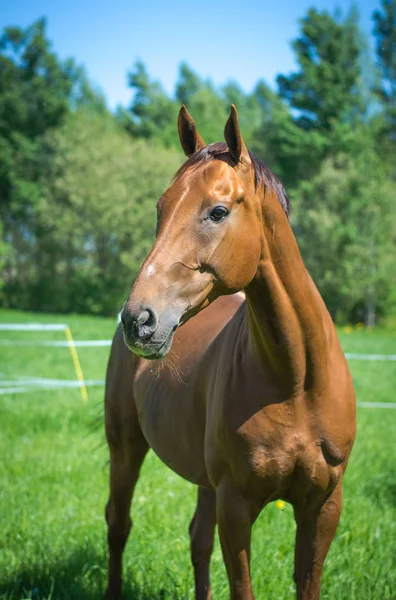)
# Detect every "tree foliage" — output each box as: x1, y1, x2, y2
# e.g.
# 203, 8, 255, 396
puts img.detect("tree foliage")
0, 8, 395, 322
3, 111, 182, 314
277, 9, 363, 130
293, 130, 395, 323
373, 0, 396, 142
